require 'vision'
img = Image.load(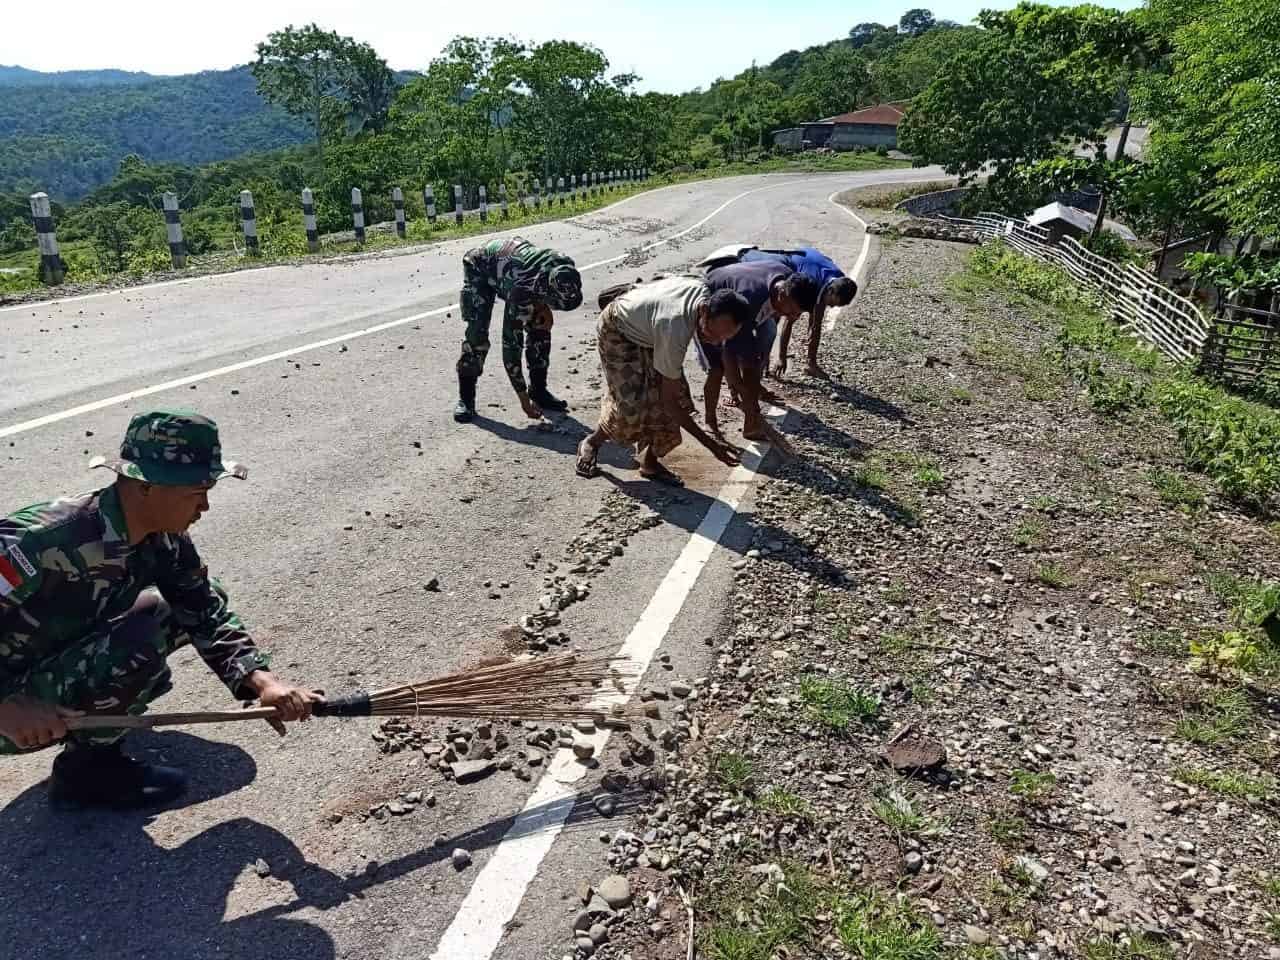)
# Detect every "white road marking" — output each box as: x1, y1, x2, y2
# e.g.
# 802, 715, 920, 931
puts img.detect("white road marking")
1, 173, 898, 440
429, 417, 779, 960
